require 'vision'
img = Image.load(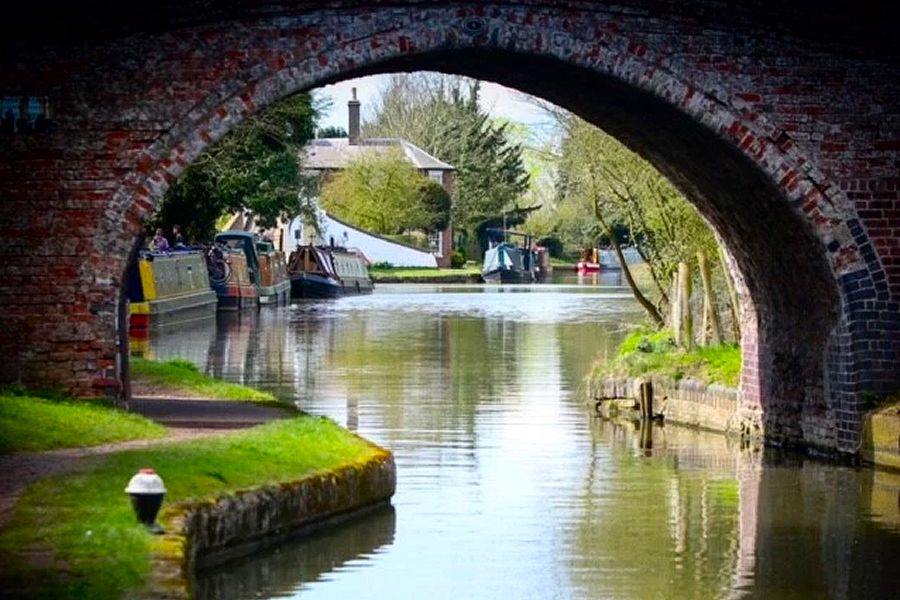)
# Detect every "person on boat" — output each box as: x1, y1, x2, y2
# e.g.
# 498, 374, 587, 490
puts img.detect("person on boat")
172, 224, 185, 248
151, 228, 169, 252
